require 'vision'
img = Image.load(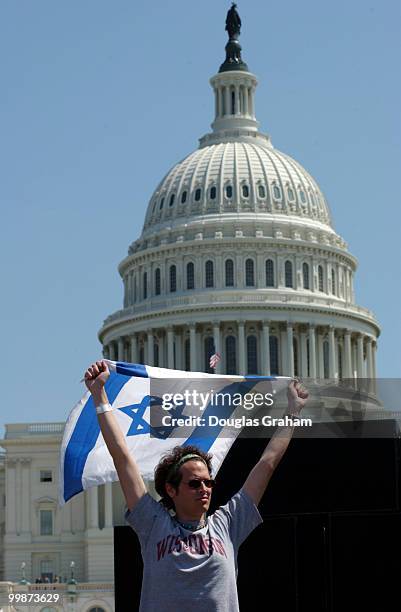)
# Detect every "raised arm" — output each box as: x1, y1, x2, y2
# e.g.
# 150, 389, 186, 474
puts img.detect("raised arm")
243, 380, 309, 506
84, 360, 147, 511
